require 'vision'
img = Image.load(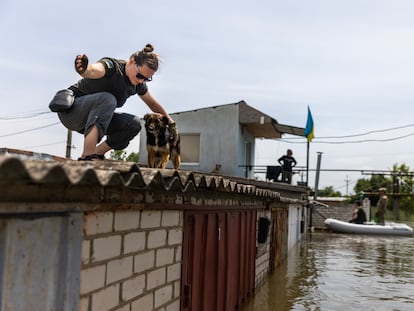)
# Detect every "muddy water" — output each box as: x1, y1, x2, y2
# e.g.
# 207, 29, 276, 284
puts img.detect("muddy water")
241, 229, 414, 311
